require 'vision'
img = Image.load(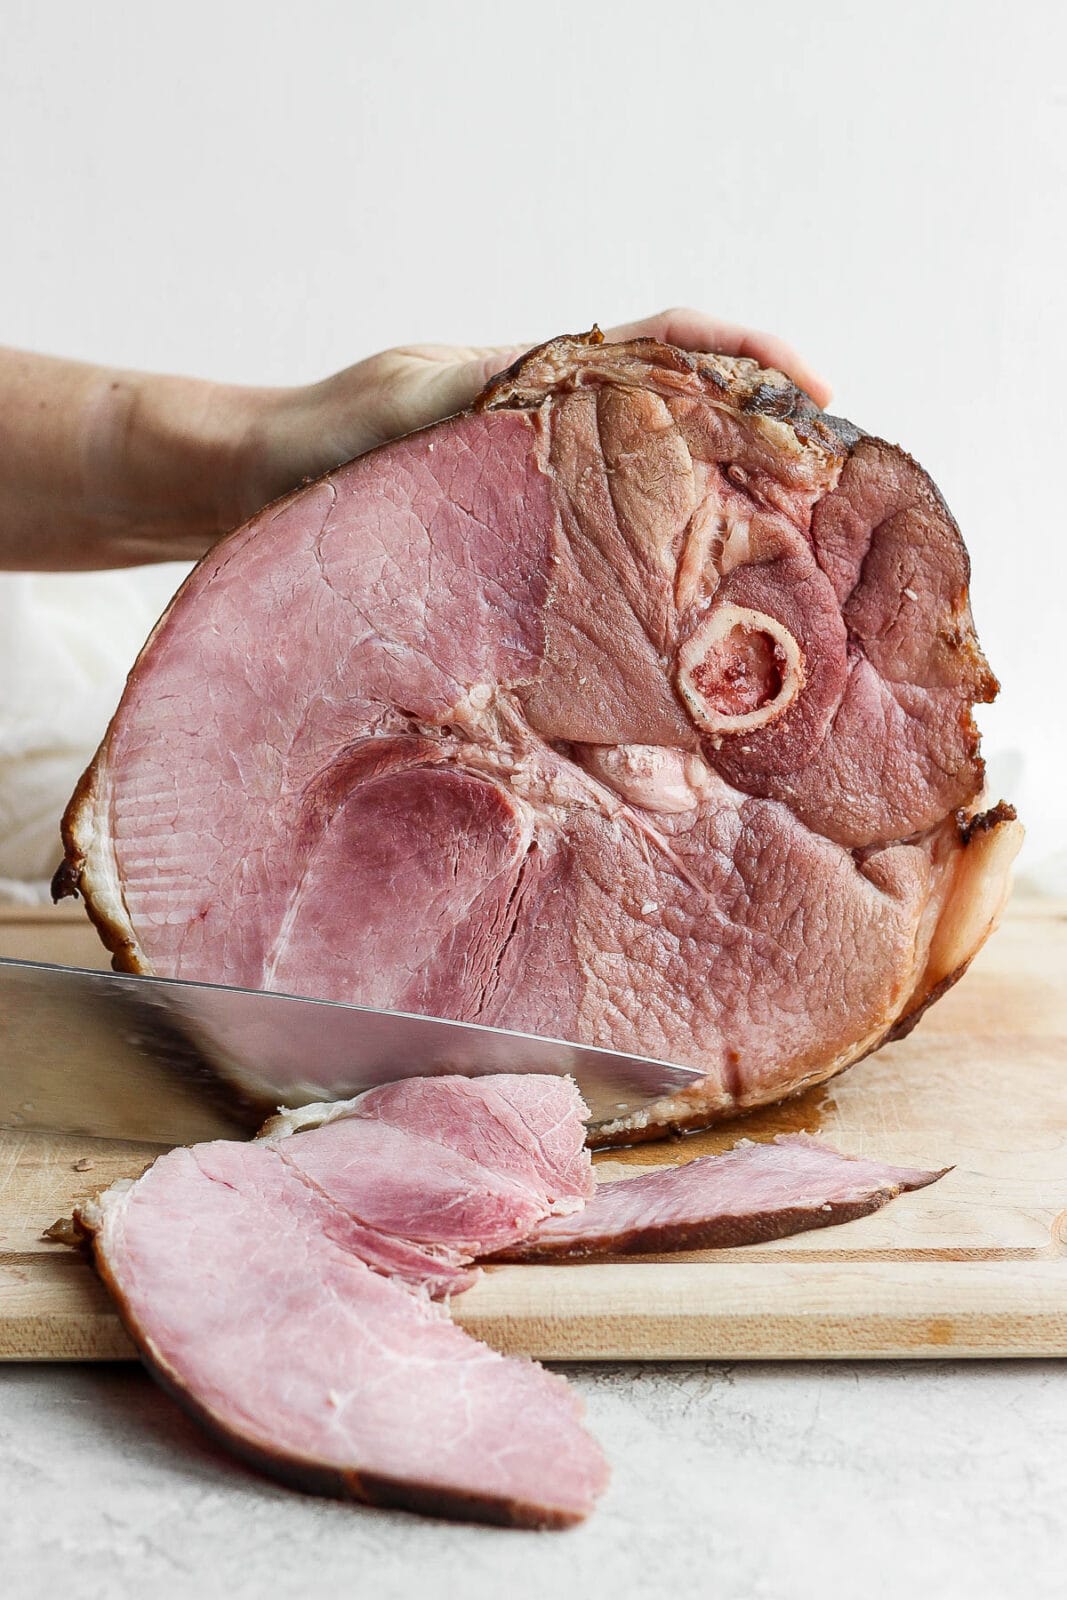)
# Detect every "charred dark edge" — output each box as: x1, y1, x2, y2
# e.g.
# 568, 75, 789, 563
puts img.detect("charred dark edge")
84, 1230, 587, 1531
476, 327, 861, 456
51, 752, 149, 975
42, 1214, 93, 1249
878, 961, 974, 1049
489, 1170, 948, 1262
958, 797, 1018, 844
50, 856, 80, 902
51, 760, 92, 903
